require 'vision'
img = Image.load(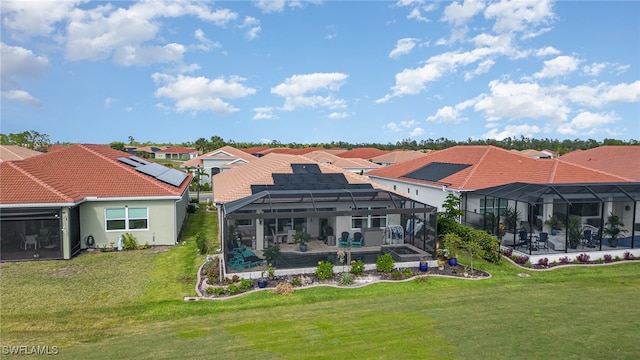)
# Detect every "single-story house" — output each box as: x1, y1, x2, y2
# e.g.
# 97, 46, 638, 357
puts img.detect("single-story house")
154, 146, 200, 160
0, 144, 191, 261
300, 150, 381, 174
212, 153, 437, 275
371, 149, 431, 166
182, 146, 258, 182
367, 145, 640, 256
